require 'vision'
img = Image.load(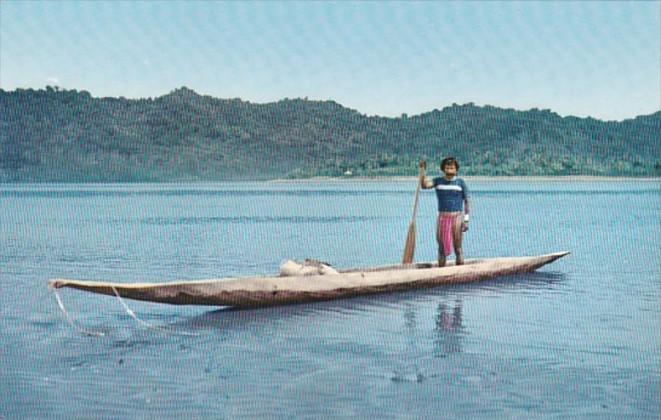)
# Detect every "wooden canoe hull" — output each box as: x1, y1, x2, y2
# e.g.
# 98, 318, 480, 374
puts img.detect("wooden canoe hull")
49, 252, 569, 308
